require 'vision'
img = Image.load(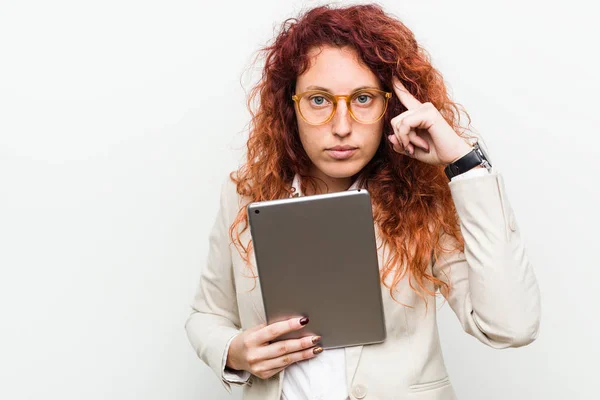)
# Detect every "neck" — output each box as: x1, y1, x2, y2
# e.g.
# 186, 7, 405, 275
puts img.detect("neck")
304, 167, 354, 196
